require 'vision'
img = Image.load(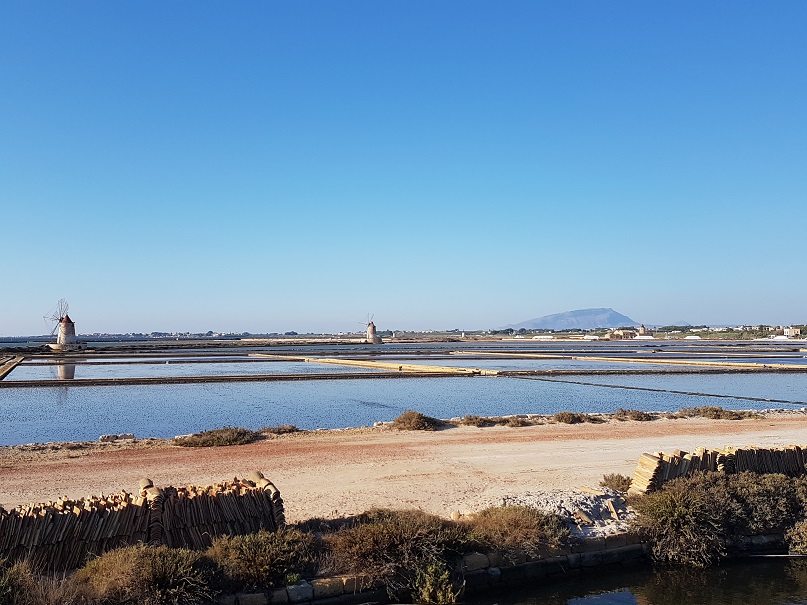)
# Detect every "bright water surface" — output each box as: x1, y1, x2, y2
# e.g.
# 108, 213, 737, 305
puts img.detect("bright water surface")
2, 372, 807, 444
2, 341, 806, 444
467, 559, 807, 605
